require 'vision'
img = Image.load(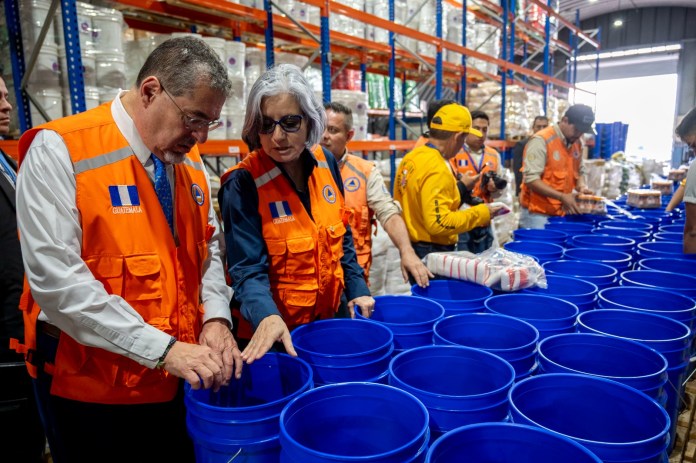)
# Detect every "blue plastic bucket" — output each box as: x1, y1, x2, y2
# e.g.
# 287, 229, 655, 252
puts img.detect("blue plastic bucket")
542, 260, 618, 290
354, 295, 445, 351
509, 373, 670, 463
598, 219, 653, 232
537, 333, 668, 400
185, 353, 313, 463
280, 382, 430, 463
620, 270, 696, 300
484, 294, 579, 340
503, 241, 564, 264
659, 224, 684, 234
637, 241, 696, 260
544, 221, 594, 235
513, 228, 568, 245
568, 234, 636, 255
389, 345, 515, 434
653, 231, 683, 241
433, 313, 539, 379
591, 227, 651, 244
637, 258, 696, 278
562, 247, 632, 273
411, 279, 493, 316
547, 214, 599, 224
291, 319, 394, 385
522, 274, 598, 313
598, 286, 696, 330
425, 422, 602, 463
